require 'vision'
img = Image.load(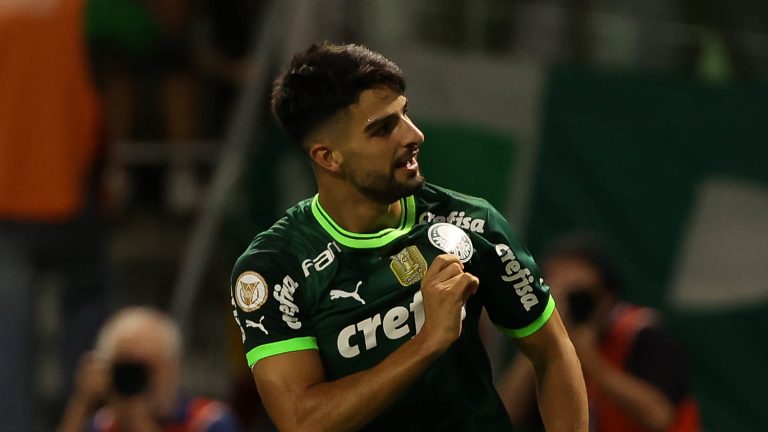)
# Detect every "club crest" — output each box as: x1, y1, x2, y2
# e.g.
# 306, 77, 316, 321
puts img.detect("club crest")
390, 246, 428, 286
428, 222, 474, 263
235, 271, 269, 312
